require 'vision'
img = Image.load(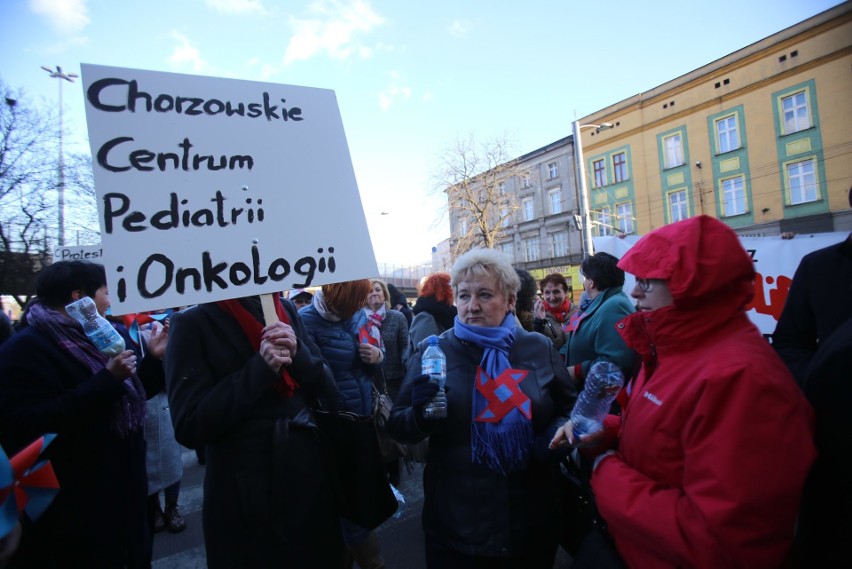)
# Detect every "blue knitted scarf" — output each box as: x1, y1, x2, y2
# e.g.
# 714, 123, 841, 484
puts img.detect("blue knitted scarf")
454, 313, 533, 475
